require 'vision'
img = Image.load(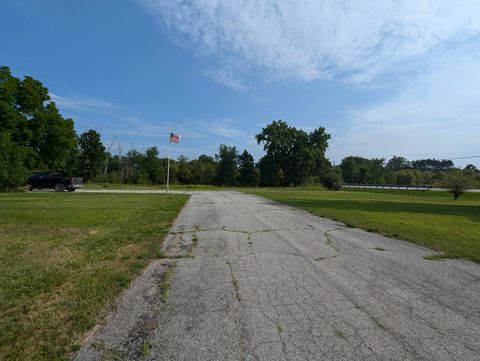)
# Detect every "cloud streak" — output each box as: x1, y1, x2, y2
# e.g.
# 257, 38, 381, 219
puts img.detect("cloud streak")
139, 0, 480, 85
49, 93, 116, 110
